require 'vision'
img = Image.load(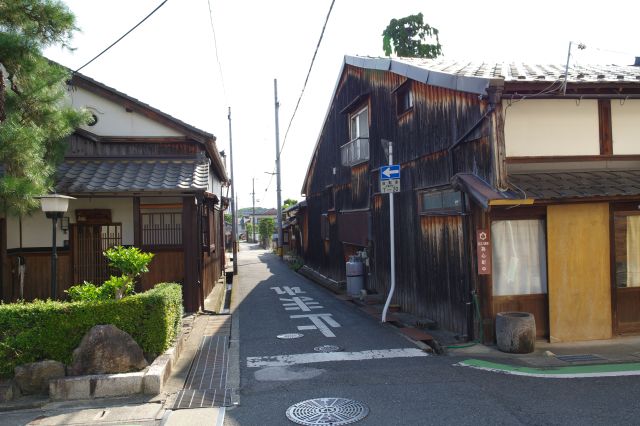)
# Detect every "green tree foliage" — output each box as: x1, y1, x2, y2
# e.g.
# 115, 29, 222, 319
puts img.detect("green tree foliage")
382, 13, 442, 58
282, 198, 298, 210
245, 222, 254, 238
258, 217, 275, 242
0, 0, 90, 215
103, 246, 154, 300
68, 246, 155, 301
224, 213, 232, 223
